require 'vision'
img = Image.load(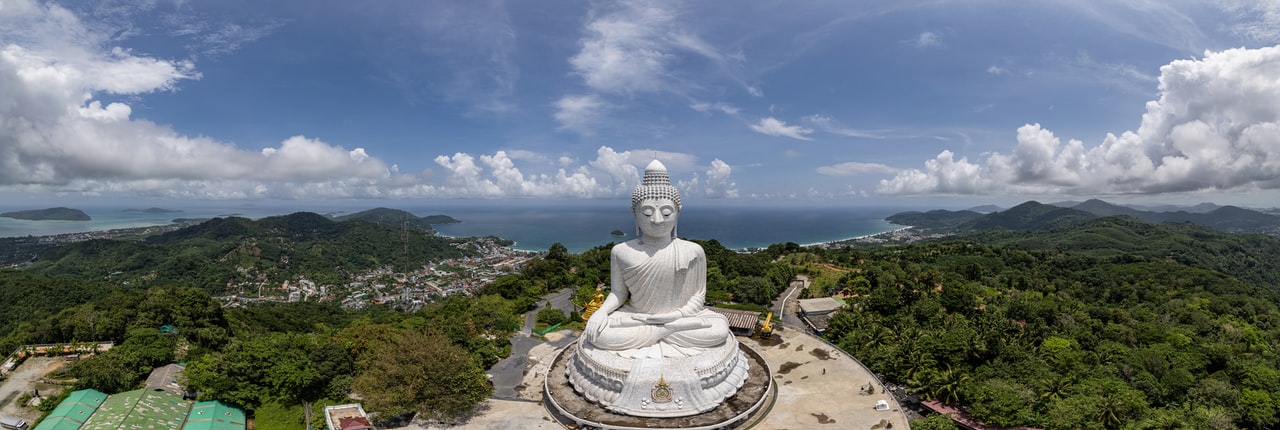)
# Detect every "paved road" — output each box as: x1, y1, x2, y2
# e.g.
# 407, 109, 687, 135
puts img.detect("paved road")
771, 275, 809, 330
489, 287, 580, 400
